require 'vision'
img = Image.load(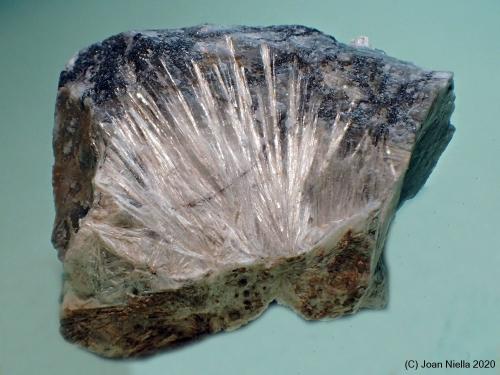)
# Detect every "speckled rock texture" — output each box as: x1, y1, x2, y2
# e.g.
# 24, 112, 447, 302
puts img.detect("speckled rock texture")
52, 25, 455, 358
